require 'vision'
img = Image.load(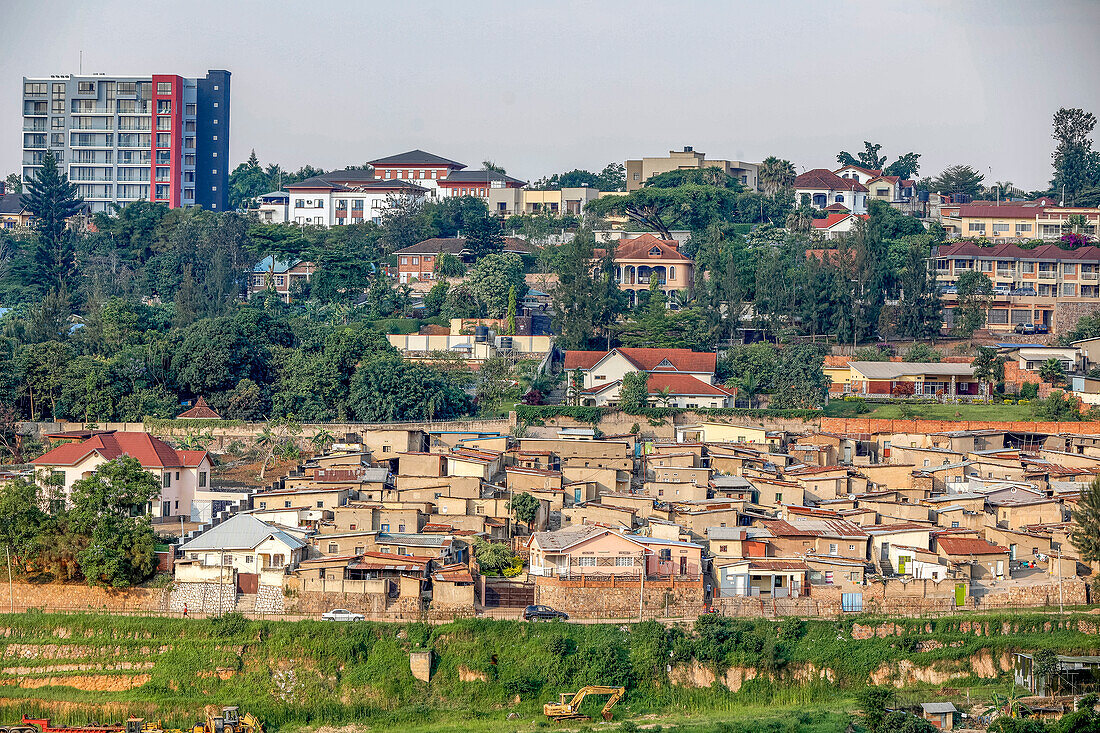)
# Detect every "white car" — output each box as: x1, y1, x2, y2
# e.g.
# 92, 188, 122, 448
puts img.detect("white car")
321, 608, 364, 622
